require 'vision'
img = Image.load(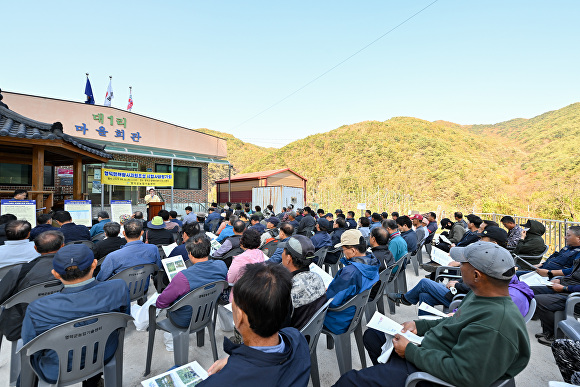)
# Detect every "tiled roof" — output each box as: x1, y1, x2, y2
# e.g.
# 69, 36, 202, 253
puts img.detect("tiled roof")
215, 168, 307, 183
0, 106, 112, 159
